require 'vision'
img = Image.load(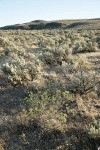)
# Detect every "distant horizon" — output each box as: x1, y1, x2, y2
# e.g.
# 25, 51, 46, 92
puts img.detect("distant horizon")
0, 0, 100, 27
0, 17, 100, 28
